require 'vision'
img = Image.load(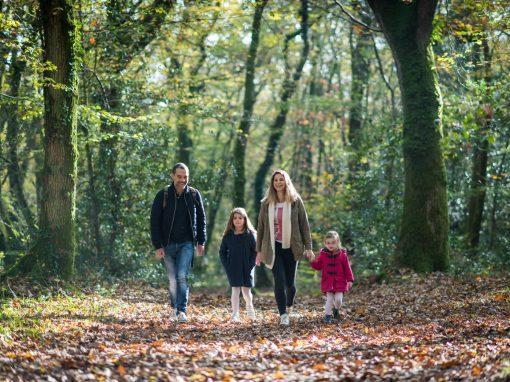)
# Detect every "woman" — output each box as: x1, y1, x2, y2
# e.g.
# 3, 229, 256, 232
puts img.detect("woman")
256, 169, 313, 325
